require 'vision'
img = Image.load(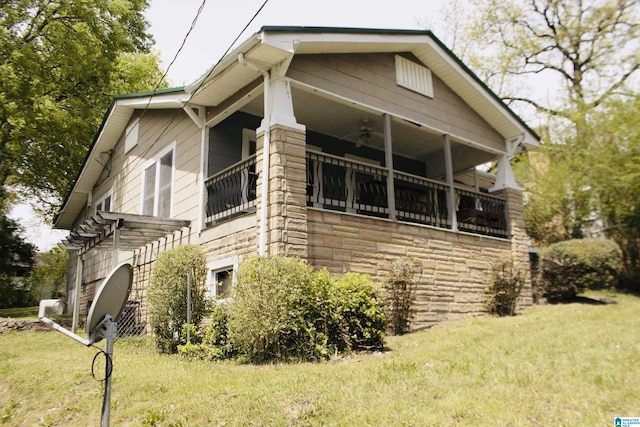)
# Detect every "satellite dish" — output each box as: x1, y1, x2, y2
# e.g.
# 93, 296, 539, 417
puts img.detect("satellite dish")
86, 263, 133, 343
39, 262, 133, 427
